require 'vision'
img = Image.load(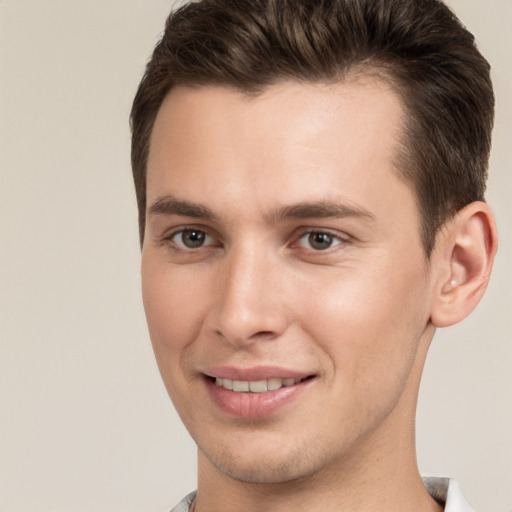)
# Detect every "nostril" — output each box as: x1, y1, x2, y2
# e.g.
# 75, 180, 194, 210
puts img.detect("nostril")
214, 329, 279, 344
250, 330, 277, 339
